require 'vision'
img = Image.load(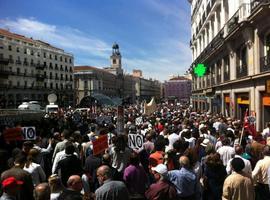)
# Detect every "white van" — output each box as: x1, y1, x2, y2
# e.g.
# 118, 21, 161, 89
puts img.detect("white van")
18, 101, 41, 111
